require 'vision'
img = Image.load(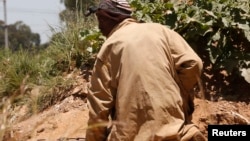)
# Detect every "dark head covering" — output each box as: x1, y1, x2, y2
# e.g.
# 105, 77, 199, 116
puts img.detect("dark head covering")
85, 0, 132, 17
